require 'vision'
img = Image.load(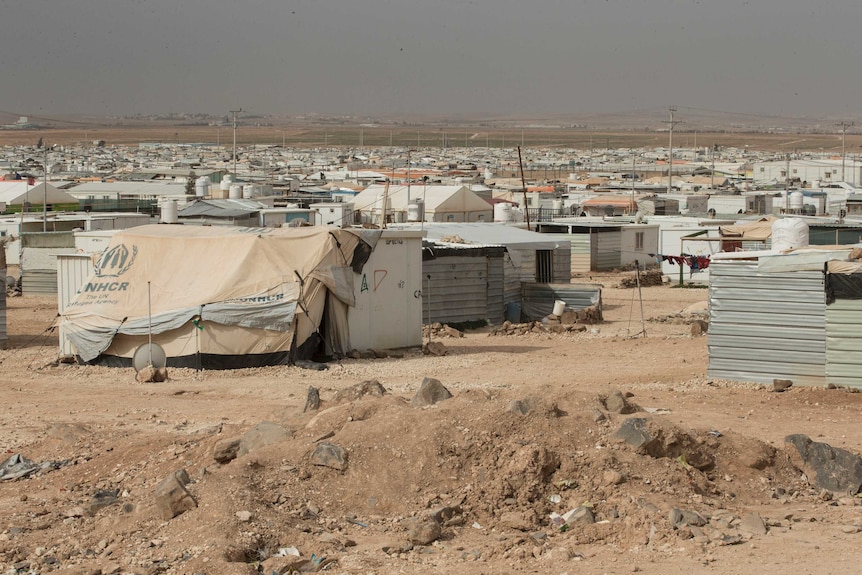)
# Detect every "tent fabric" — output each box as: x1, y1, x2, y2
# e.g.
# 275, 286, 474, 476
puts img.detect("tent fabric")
60, 224, 380, 367
718, 216, 778, 240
